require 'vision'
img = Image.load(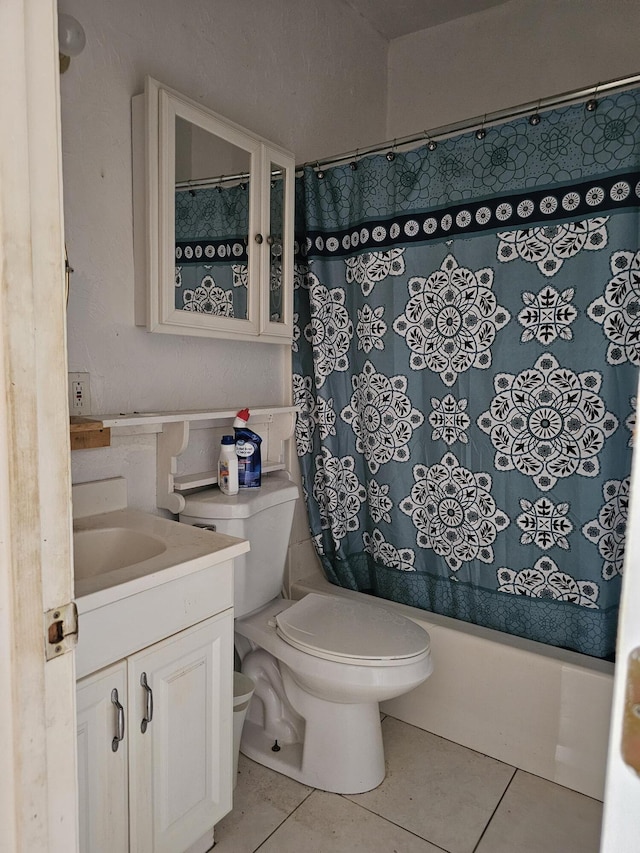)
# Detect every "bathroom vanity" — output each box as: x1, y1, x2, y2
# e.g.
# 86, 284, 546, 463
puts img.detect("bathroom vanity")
73, 479, 249, 853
